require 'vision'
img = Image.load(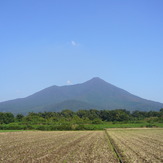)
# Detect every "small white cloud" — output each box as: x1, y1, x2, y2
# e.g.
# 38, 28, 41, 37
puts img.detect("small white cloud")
66, 80, 73, 85
71, 40, 79, 46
